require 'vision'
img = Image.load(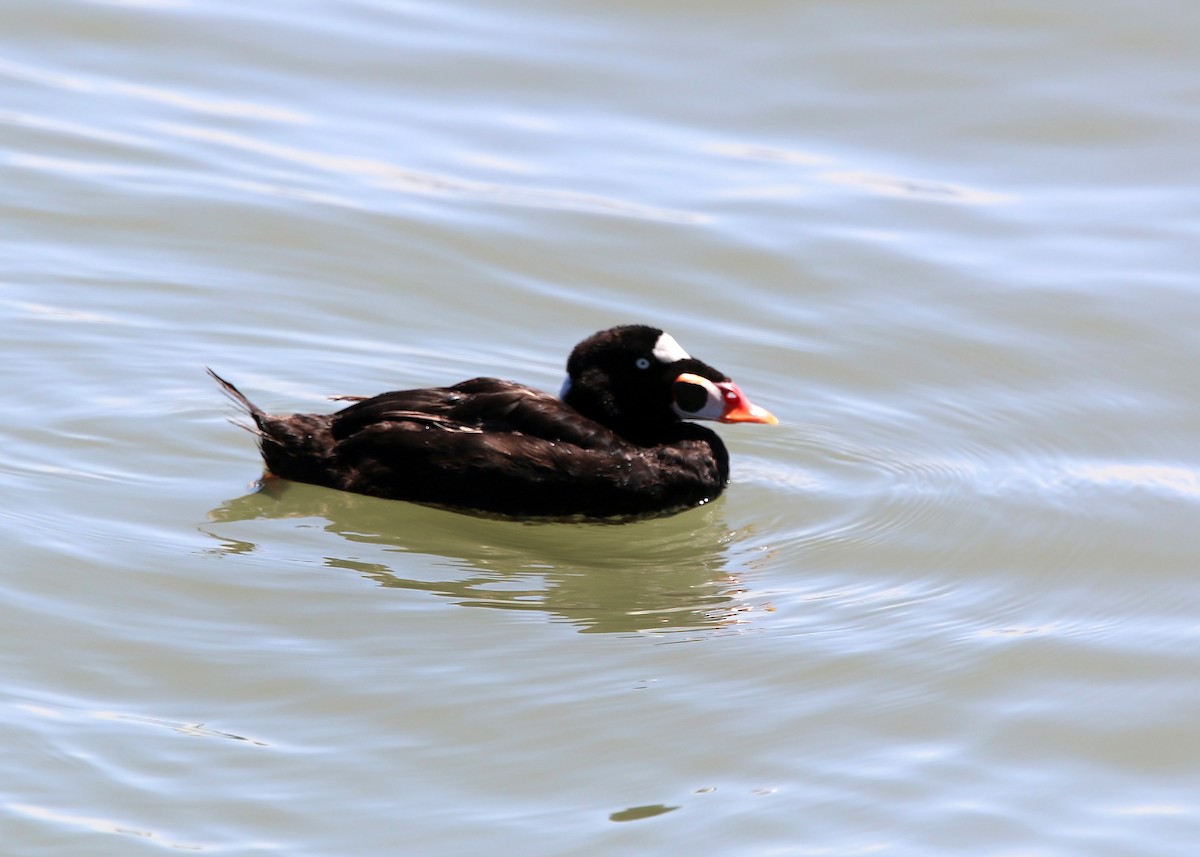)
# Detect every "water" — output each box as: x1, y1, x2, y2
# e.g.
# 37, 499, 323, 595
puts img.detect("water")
3, 0, 1199, 854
